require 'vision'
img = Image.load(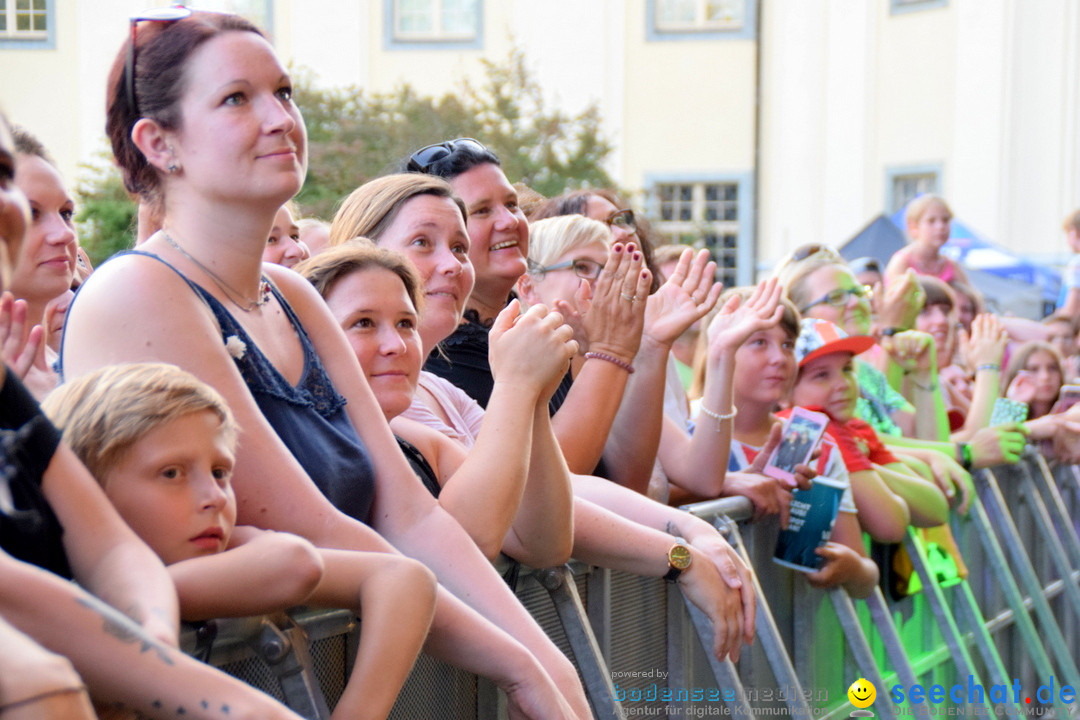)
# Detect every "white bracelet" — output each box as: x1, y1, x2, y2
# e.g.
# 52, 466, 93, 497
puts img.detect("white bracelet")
700, 403, 737, 430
